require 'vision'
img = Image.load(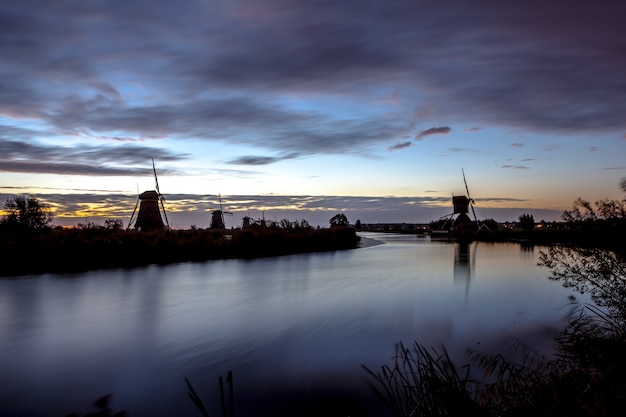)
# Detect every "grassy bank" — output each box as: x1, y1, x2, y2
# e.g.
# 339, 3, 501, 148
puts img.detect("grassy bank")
0, 226, 359, 277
